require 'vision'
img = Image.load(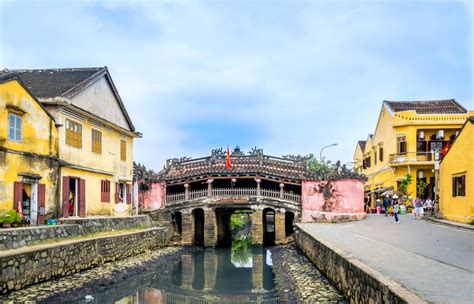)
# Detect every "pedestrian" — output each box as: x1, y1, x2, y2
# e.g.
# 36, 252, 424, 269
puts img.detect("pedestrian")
383, 195, 390, 216
425, 197, 433, 215
414, 196, 423, 219
376, 199, 382, 214
393, 195, 400, 223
